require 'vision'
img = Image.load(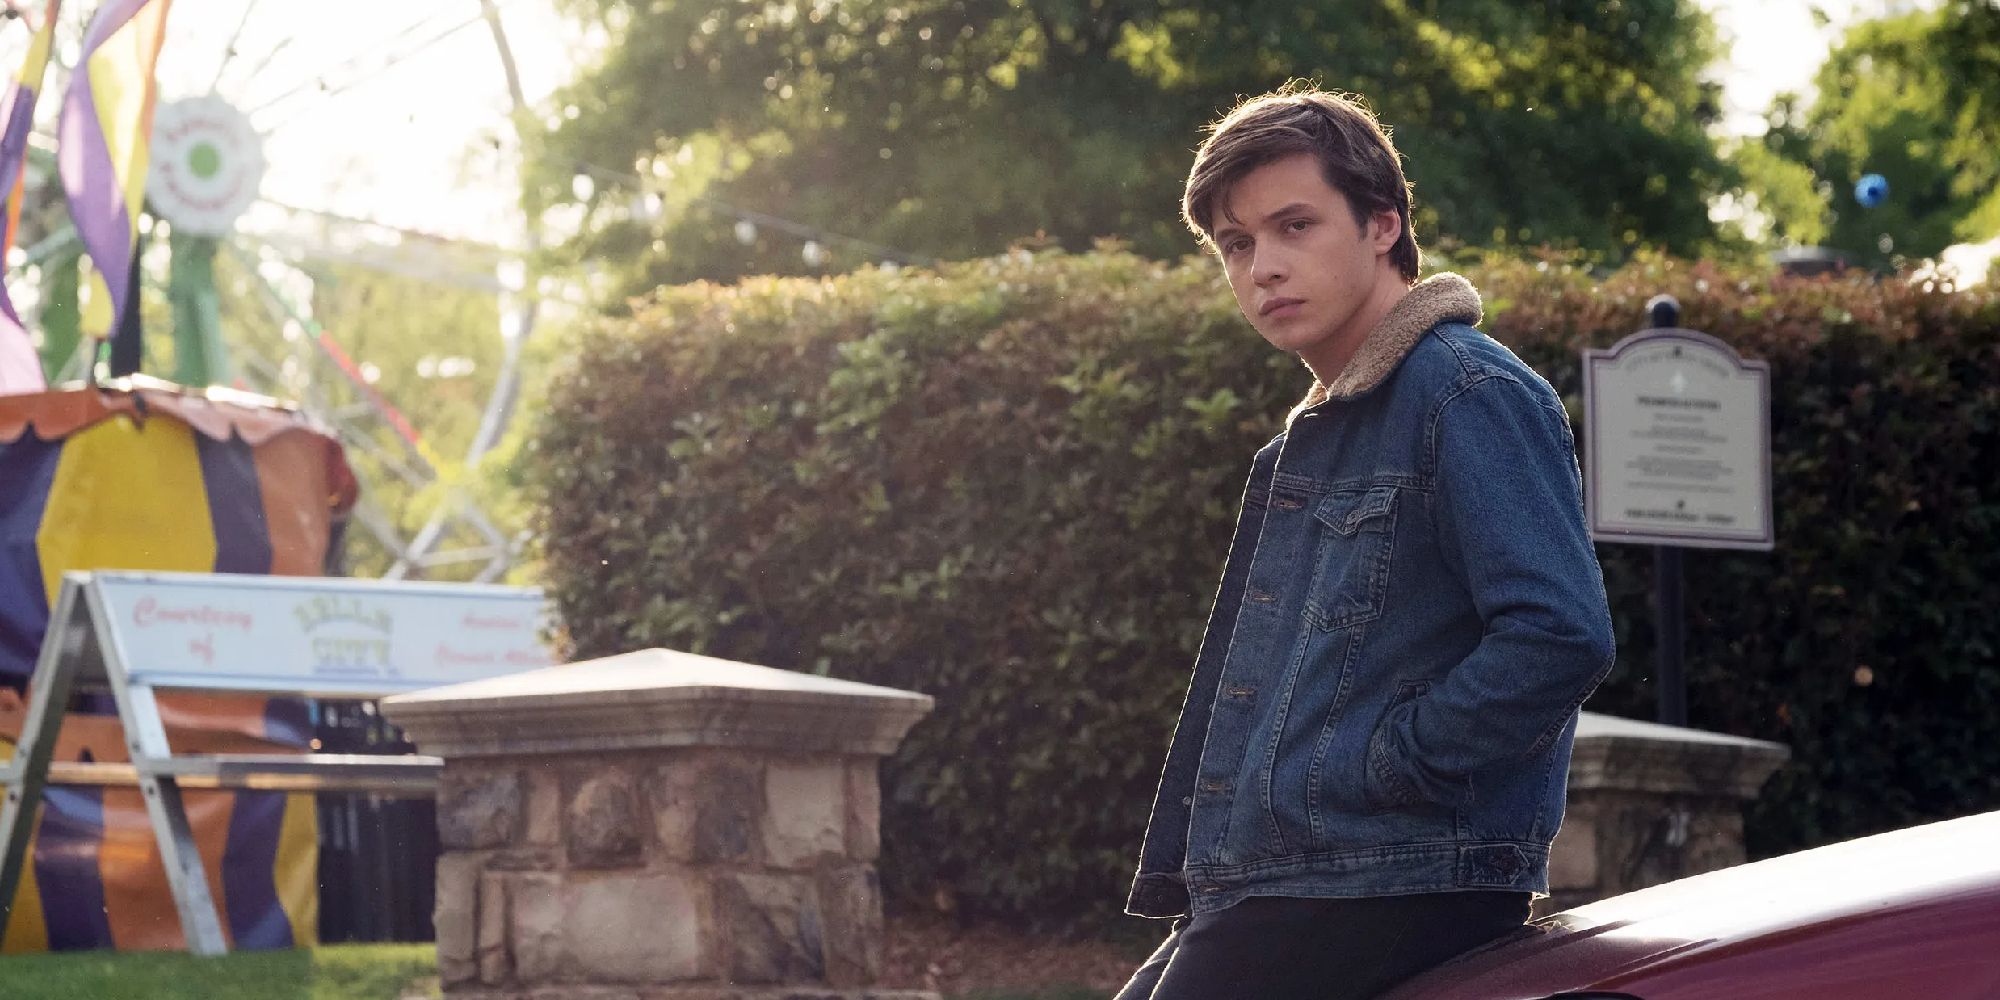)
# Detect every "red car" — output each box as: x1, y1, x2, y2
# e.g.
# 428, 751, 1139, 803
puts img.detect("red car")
1384, 810, 2000, 999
